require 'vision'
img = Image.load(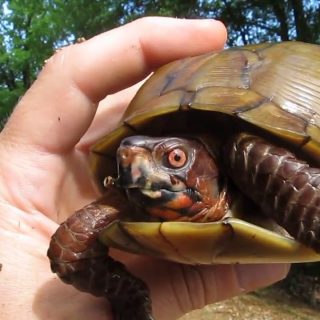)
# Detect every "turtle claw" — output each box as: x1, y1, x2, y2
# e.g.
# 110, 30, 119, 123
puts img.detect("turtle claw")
104, 176, 117, 188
